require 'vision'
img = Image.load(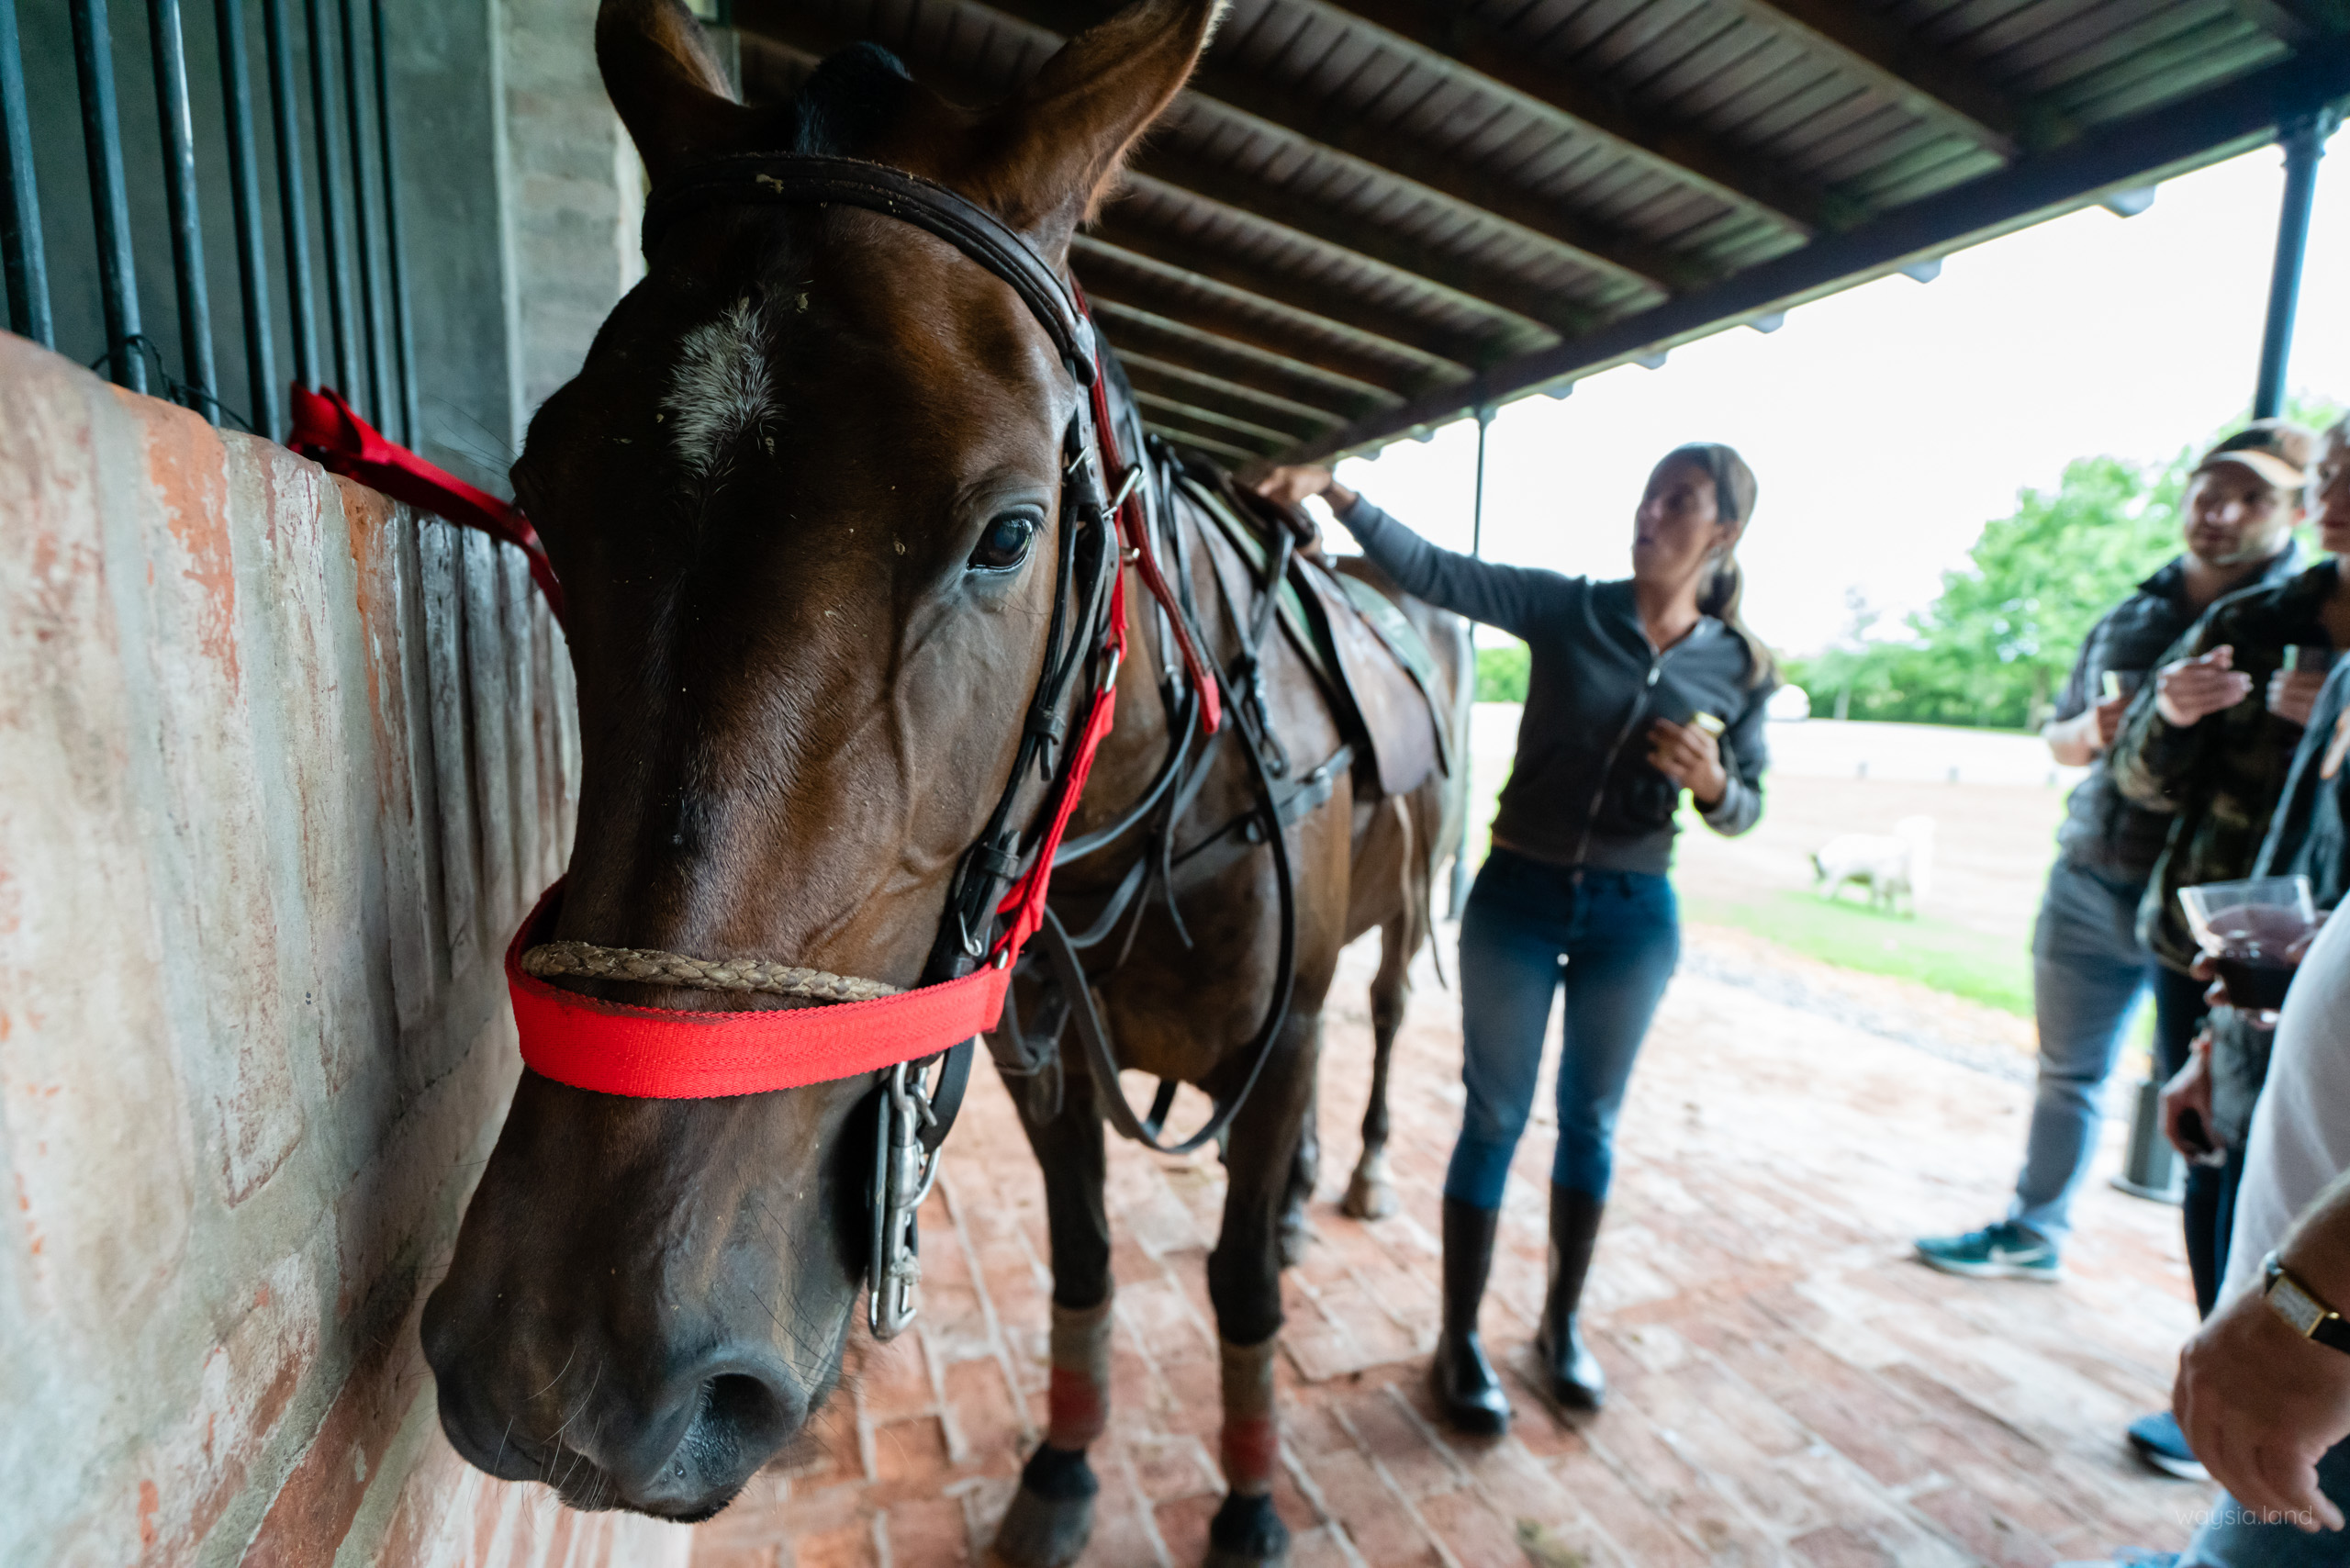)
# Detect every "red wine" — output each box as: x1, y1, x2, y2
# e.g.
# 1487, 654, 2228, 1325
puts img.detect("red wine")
2214, 955, 2294, 1011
